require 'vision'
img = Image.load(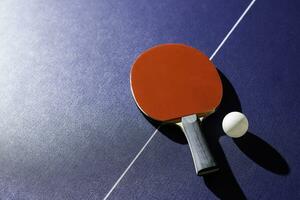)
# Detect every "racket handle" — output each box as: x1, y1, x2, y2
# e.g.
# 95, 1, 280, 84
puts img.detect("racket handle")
182, 114, 218, 176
